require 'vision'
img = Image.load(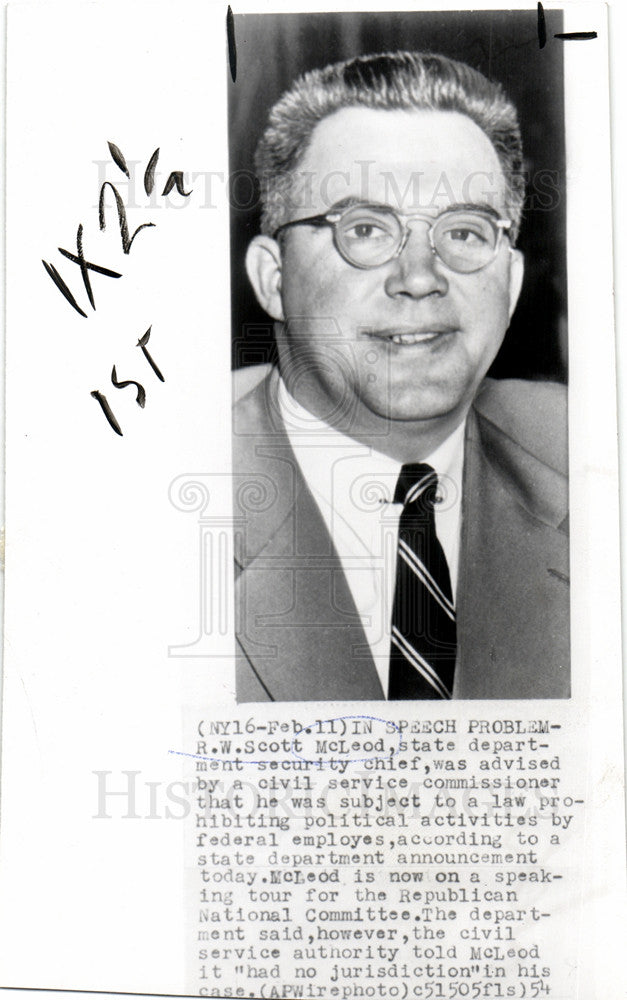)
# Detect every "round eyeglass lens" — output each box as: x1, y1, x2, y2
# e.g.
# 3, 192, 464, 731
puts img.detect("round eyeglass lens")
336, 206, 403, 267
432, 211, 499, 273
